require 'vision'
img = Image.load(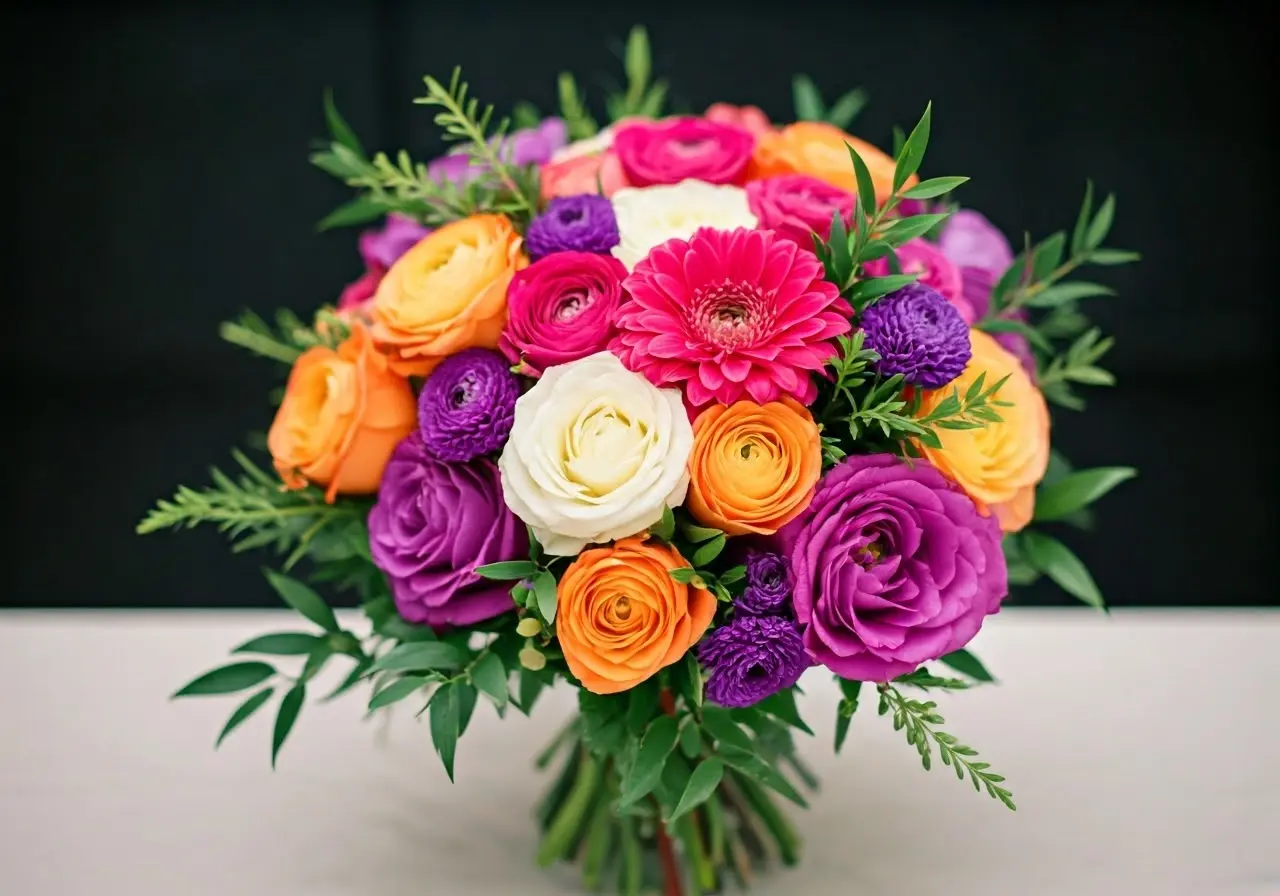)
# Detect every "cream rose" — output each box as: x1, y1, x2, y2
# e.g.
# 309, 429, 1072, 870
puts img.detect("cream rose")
609, 179, 758, 270
497, 351, 693, 555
